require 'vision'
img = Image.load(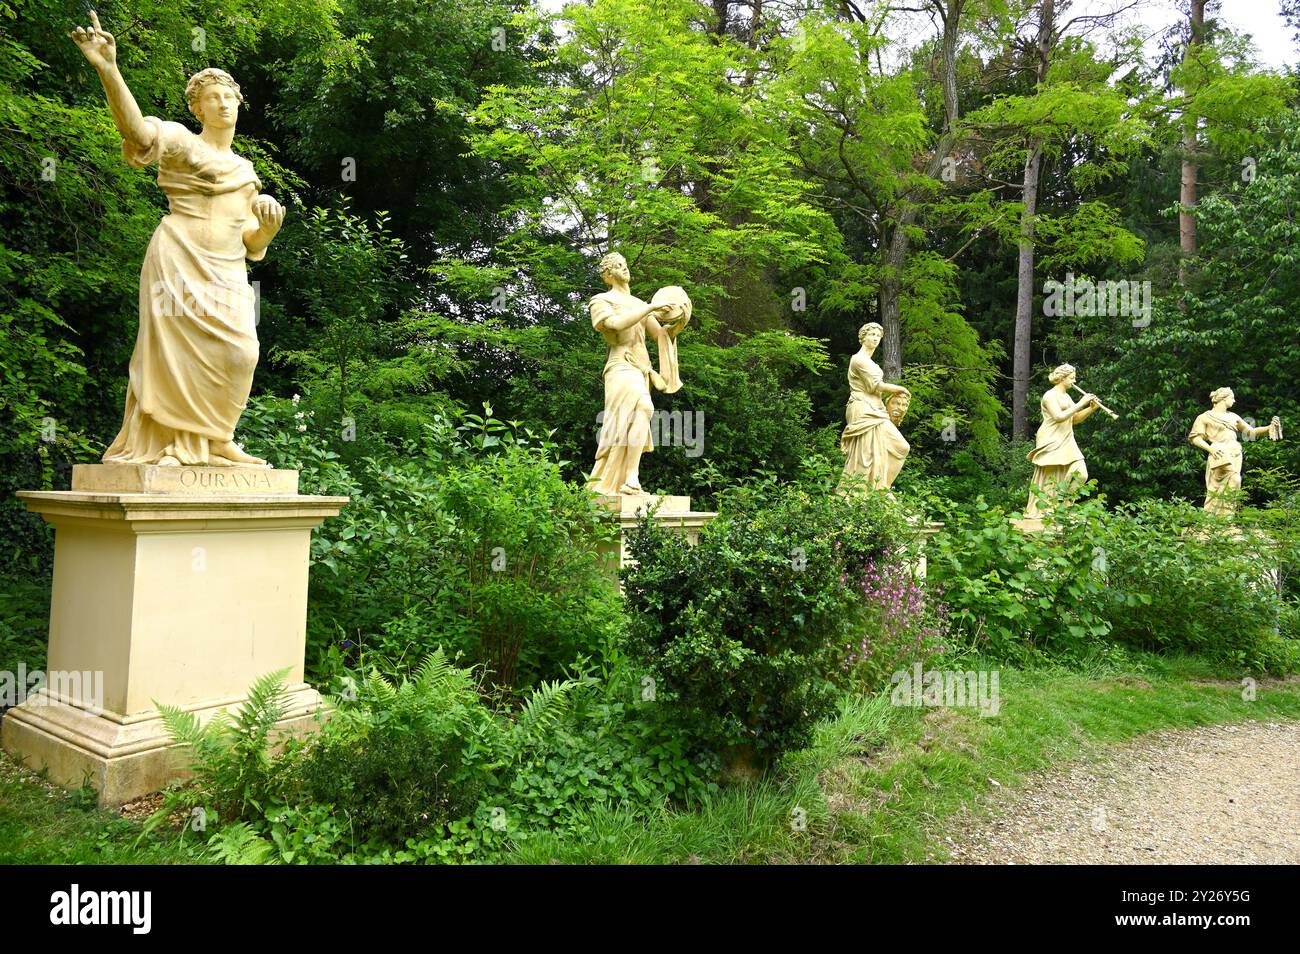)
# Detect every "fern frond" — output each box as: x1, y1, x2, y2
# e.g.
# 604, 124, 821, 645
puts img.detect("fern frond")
364, 667, 399, 705
234, 668, 291, 740
206, 822, 281, 865
156, 702, 229, 776
514, 678, 580, 741
413, 647, 455, 693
